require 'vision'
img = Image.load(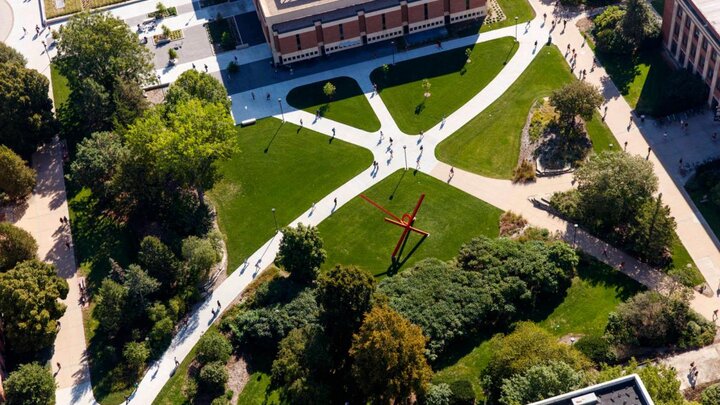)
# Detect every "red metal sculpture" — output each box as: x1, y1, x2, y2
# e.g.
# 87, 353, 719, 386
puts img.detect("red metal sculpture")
359, 193, 430, 259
